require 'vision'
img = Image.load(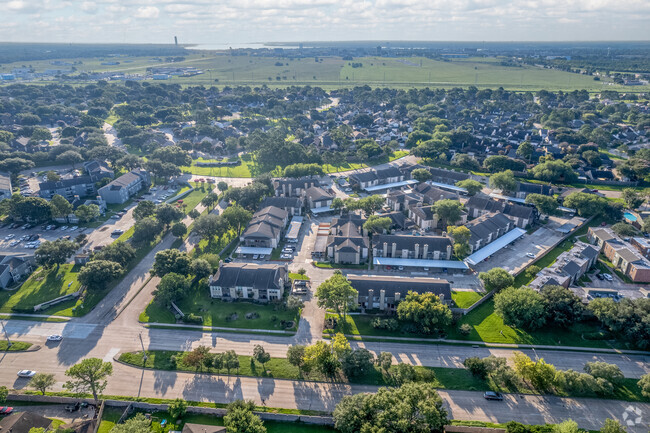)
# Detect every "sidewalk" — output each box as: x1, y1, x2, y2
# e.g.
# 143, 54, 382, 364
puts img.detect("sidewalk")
144, 321, 296, 335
